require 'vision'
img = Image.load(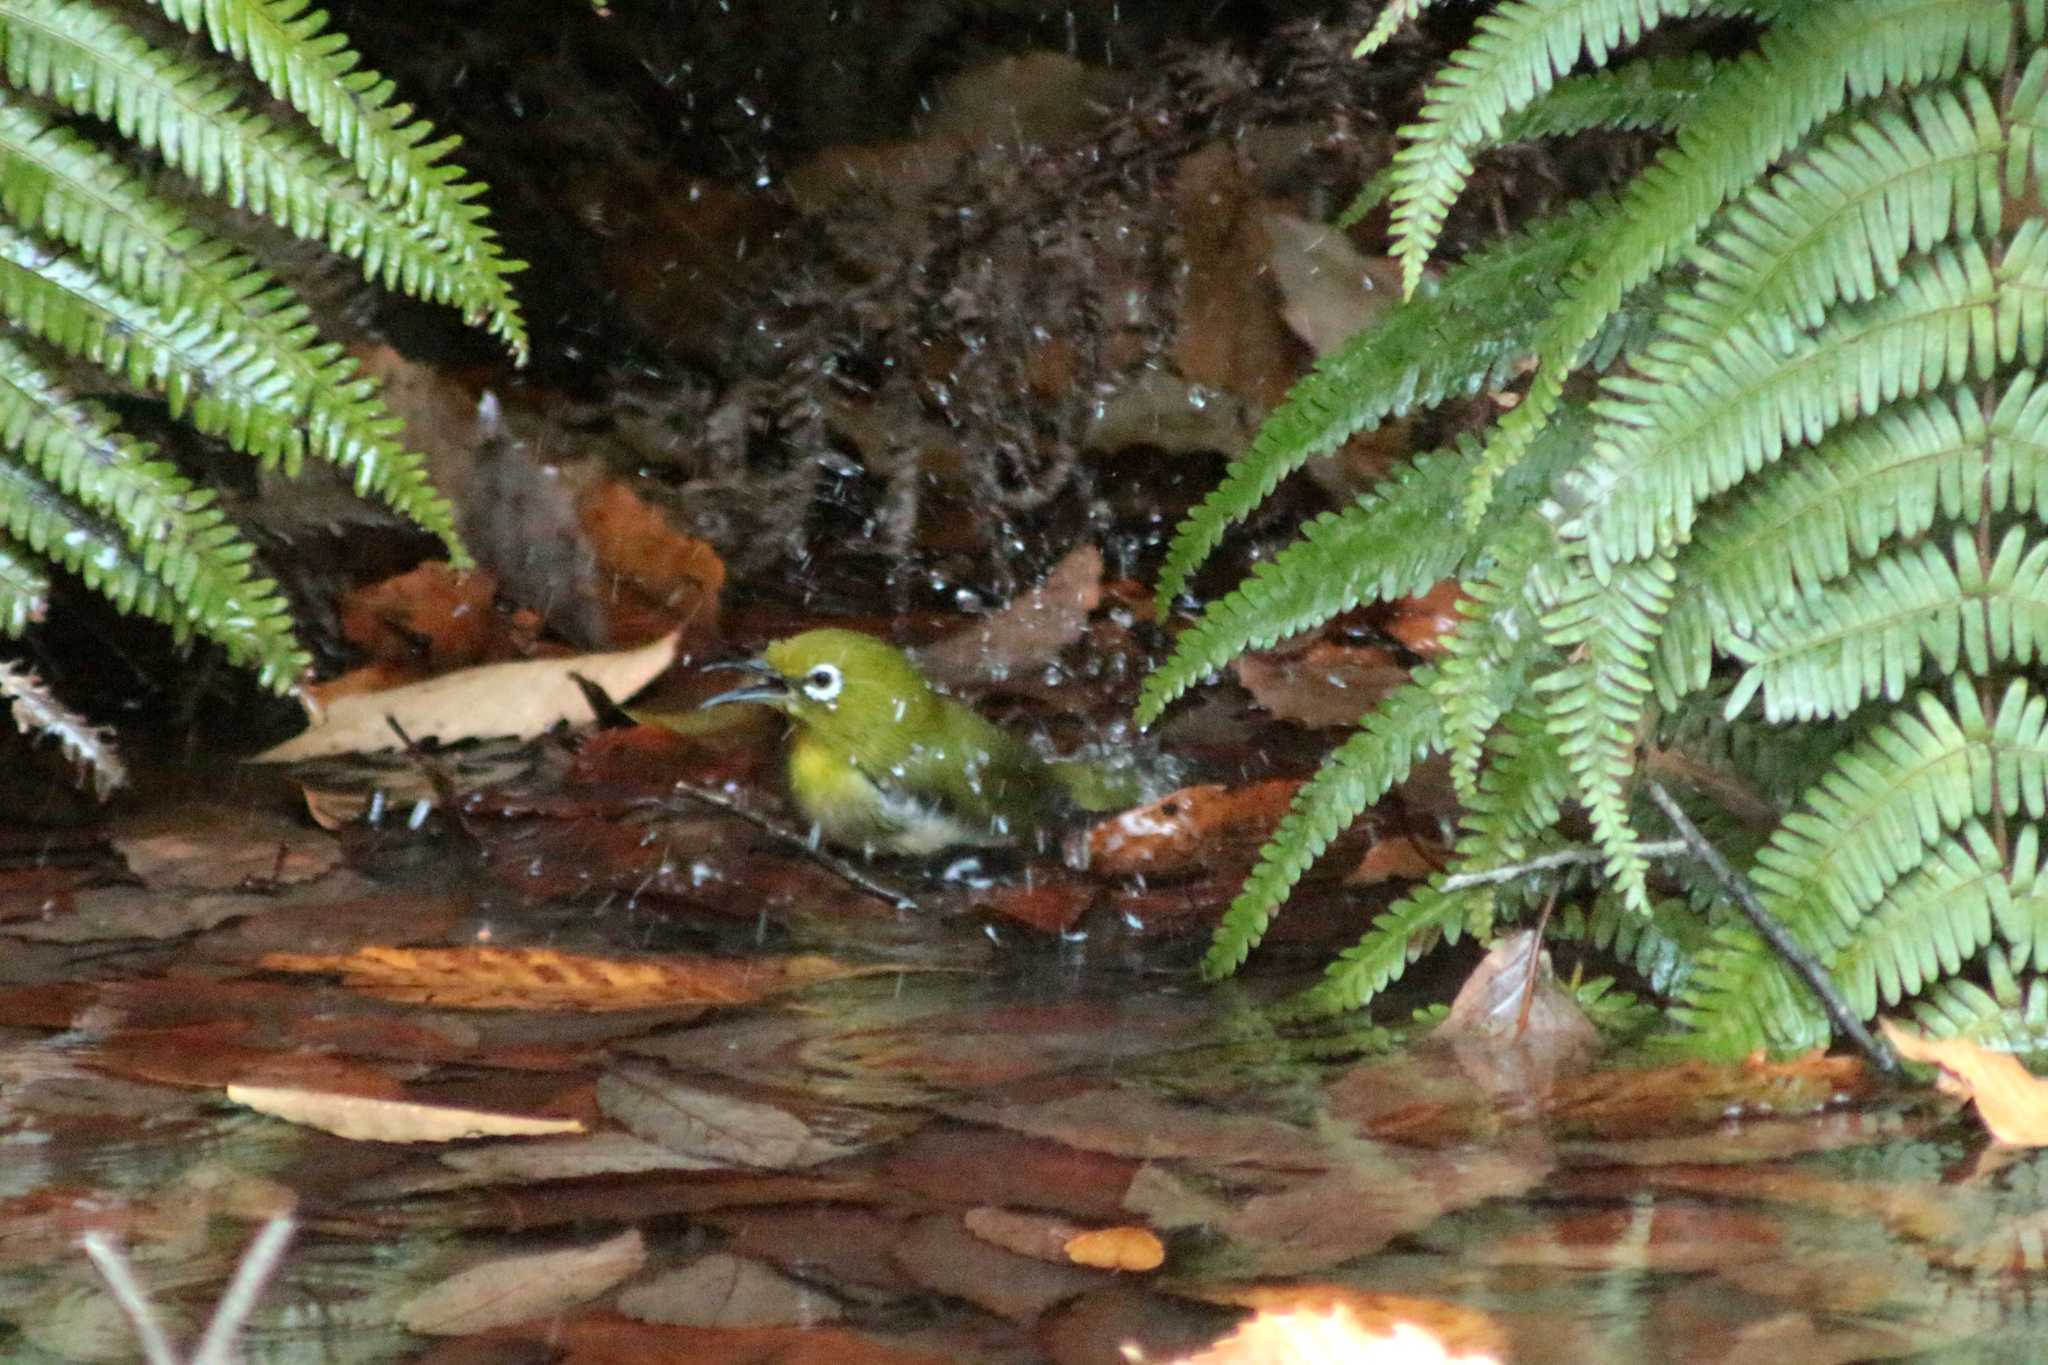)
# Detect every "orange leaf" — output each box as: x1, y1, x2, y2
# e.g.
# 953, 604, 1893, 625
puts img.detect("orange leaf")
1881, 1018, 2048, 1146
259, 946, 908, 1012
1082, 780, 1303, 878
1063, 1225, 1164, 1272
578, 480, 725, 647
